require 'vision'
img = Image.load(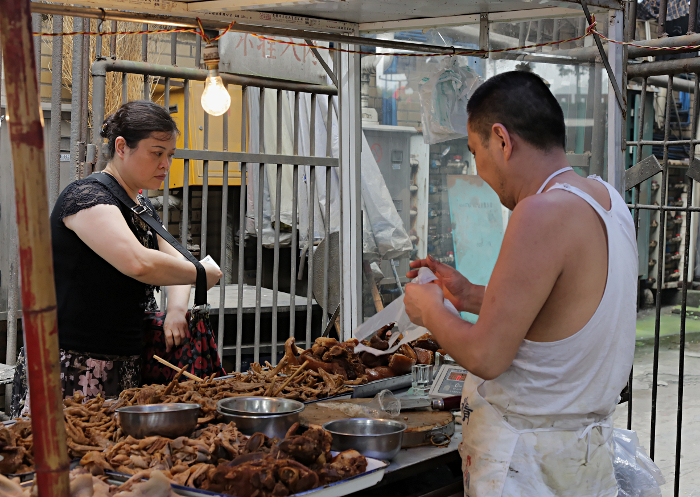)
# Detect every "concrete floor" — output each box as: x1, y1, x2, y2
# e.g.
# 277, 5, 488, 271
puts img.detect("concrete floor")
616, 307, 700, 496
